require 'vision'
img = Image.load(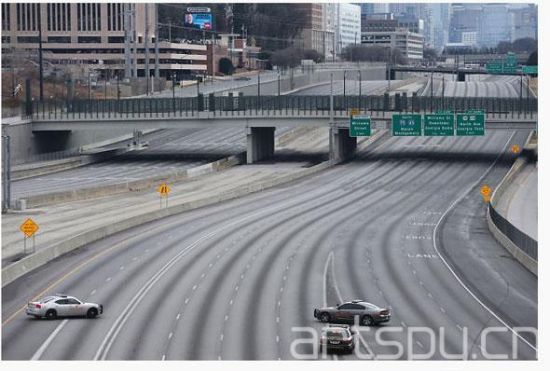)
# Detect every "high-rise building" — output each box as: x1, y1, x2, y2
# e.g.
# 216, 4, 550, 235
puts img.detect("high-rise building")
449, 4, 482, 45
335, 3, 361, 55
298, 3, 336, 59
479, 4, 511, 47
429, 3, 450, 51
1, 3, 209, 79
361, 14, 424, 61
510, 4, 537, 41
